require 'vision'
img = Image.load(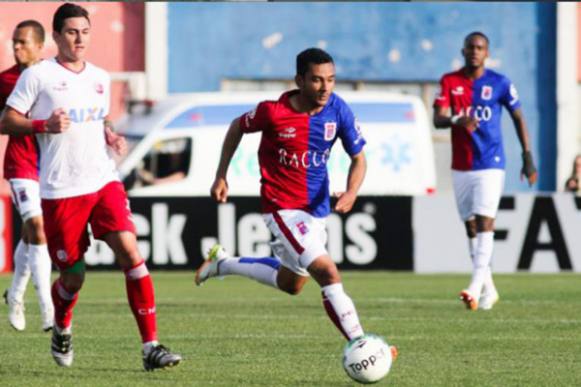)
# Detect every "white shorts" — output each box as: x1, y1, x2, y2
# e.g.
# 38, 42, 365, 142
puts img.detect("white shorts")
452, 169, 505, 221
263, 209, 328, 277
9, 178, 42, 222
